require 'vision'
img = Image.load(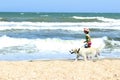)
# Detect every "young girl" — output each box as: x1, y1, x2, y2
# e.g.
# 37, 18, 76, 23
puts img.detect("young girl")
84, 28, 92, 48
